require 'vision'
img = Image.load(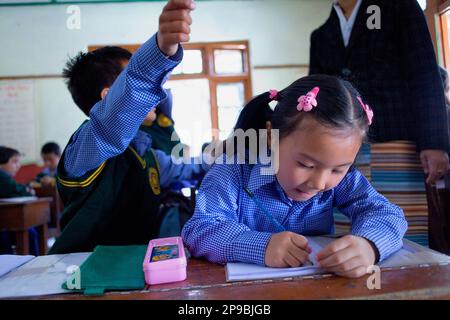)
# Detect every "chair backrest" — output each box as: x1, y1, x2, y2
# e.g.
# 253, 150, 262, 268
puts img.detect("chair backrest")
14, 163, 43, 184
